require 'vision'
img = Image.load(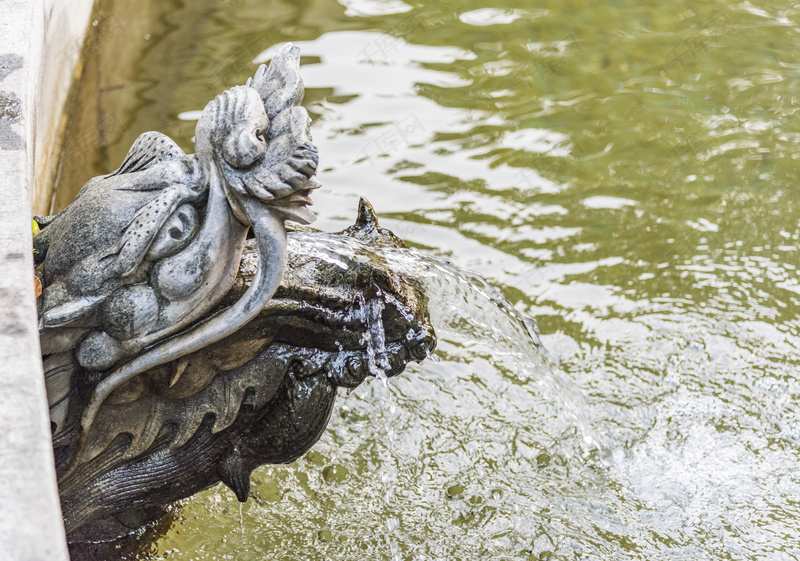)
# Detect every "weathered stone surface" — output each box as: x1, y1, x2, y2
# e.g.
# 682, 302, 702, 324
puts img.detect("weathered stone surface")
0, 0, 75, 559
60, 210, 435, 540
35, 44, 435, 542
